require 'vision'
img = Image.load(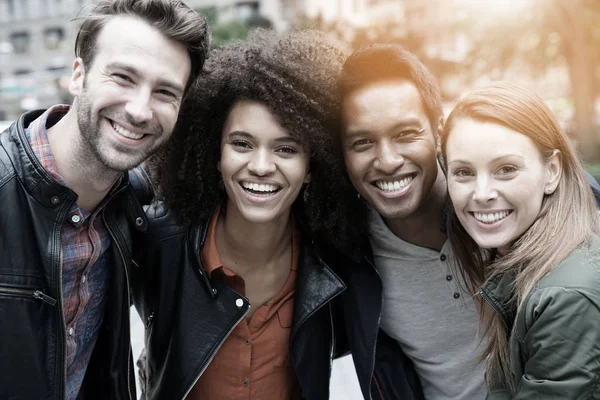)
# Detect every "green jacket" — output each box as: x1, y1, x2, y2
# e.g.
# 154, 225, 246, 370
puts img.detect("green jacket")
481, 237, 600, 399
